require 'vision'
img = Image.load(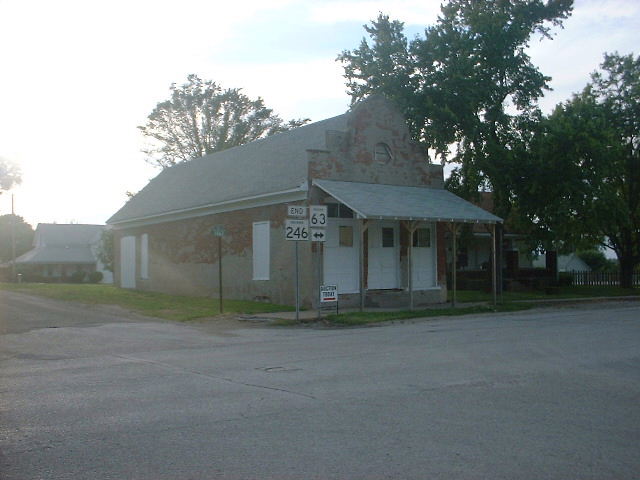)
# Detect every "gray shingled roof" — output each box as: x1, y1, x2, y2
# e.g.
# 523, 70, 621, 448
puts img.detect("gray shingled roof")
33, 224, 104, 245
313, 179, 503, 223
14, 246, 96, 264
14, 224, 104, 265
108, 114, 348, 224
